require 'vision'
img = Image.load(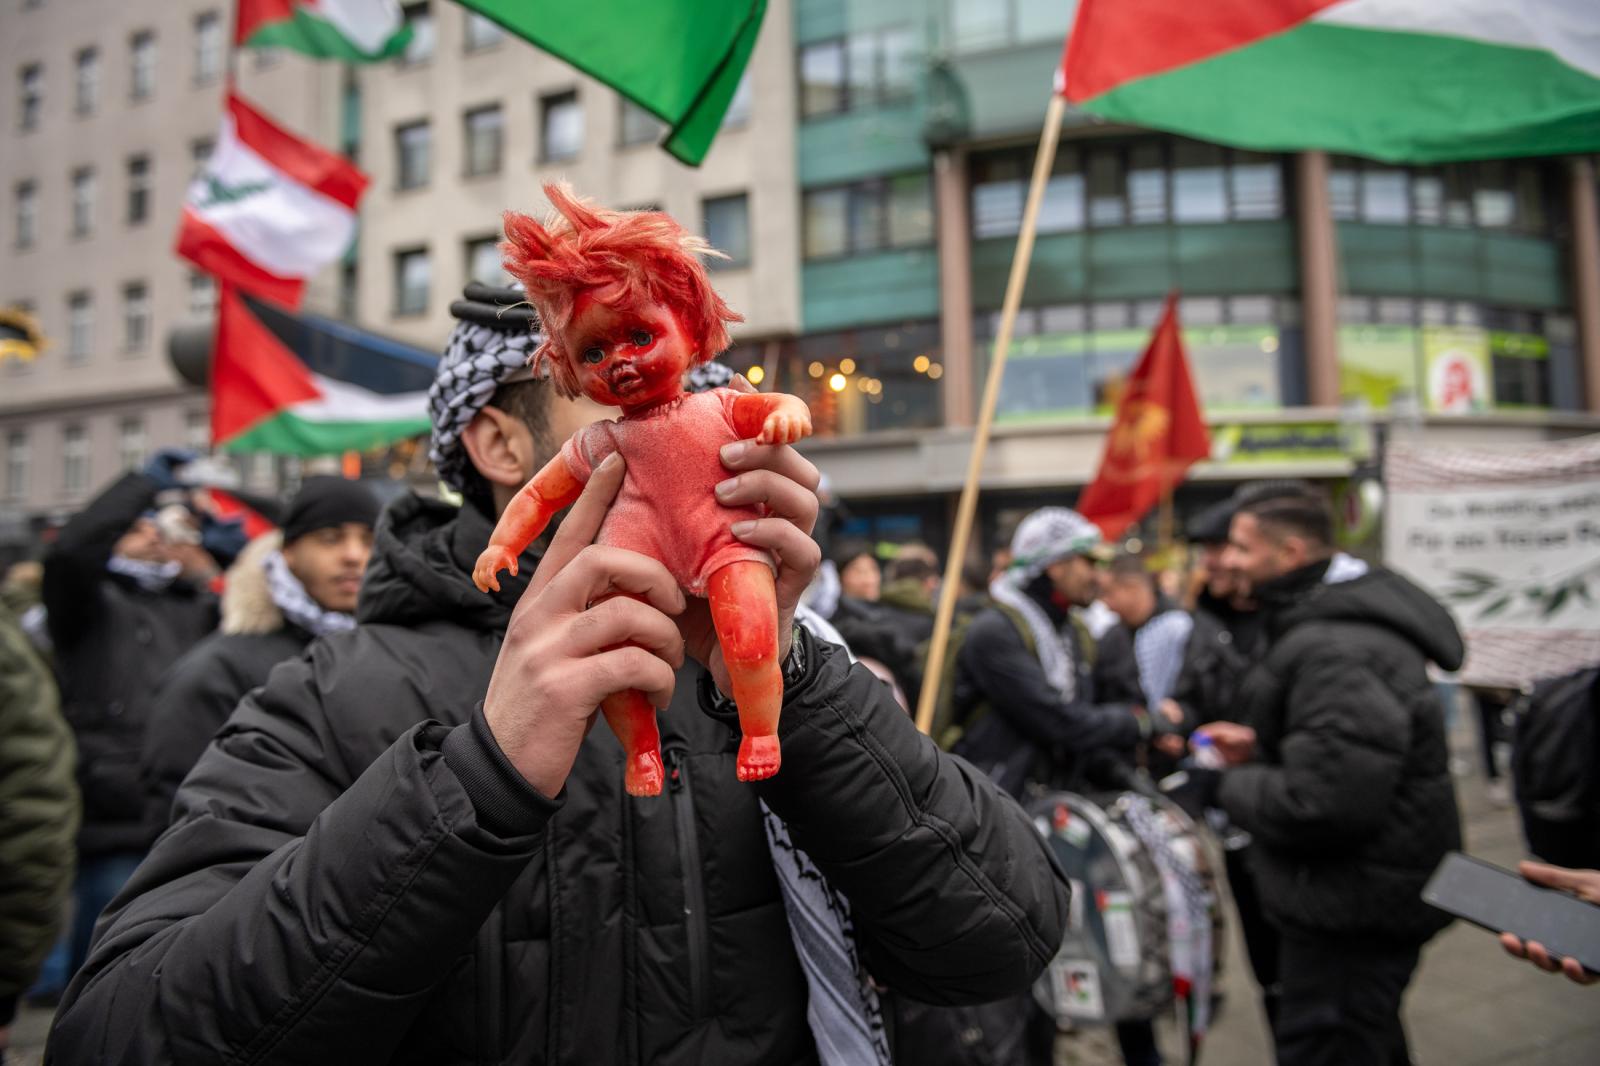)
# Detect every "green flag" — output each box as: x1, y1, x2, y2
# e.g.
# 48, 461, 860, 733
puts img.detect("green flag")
453, 0, 765, 166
